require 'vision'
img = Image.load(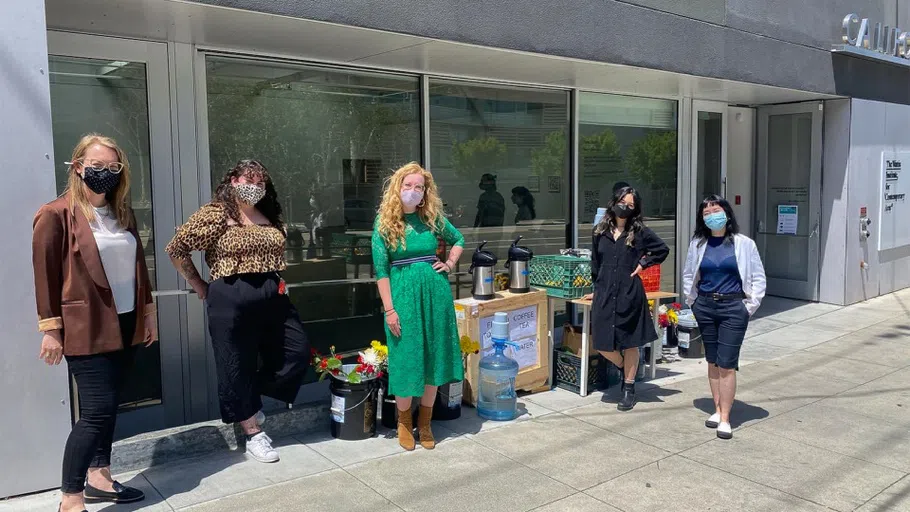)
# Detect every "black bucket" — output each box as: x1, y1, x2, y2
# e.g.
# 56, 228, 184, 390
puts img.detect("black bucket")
377, 375, 398, 430
432, 381, 463, 421
329, 372, 378, 441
